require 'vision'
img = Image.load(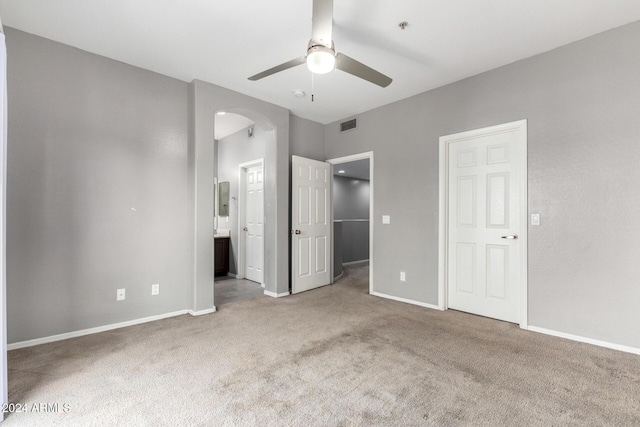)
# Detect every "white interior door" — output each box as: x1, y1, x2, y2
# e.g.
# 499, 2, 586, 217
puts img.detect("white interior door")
292, 155, 331, 294
243, 164, 264, 283
446, 121, 526, 323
